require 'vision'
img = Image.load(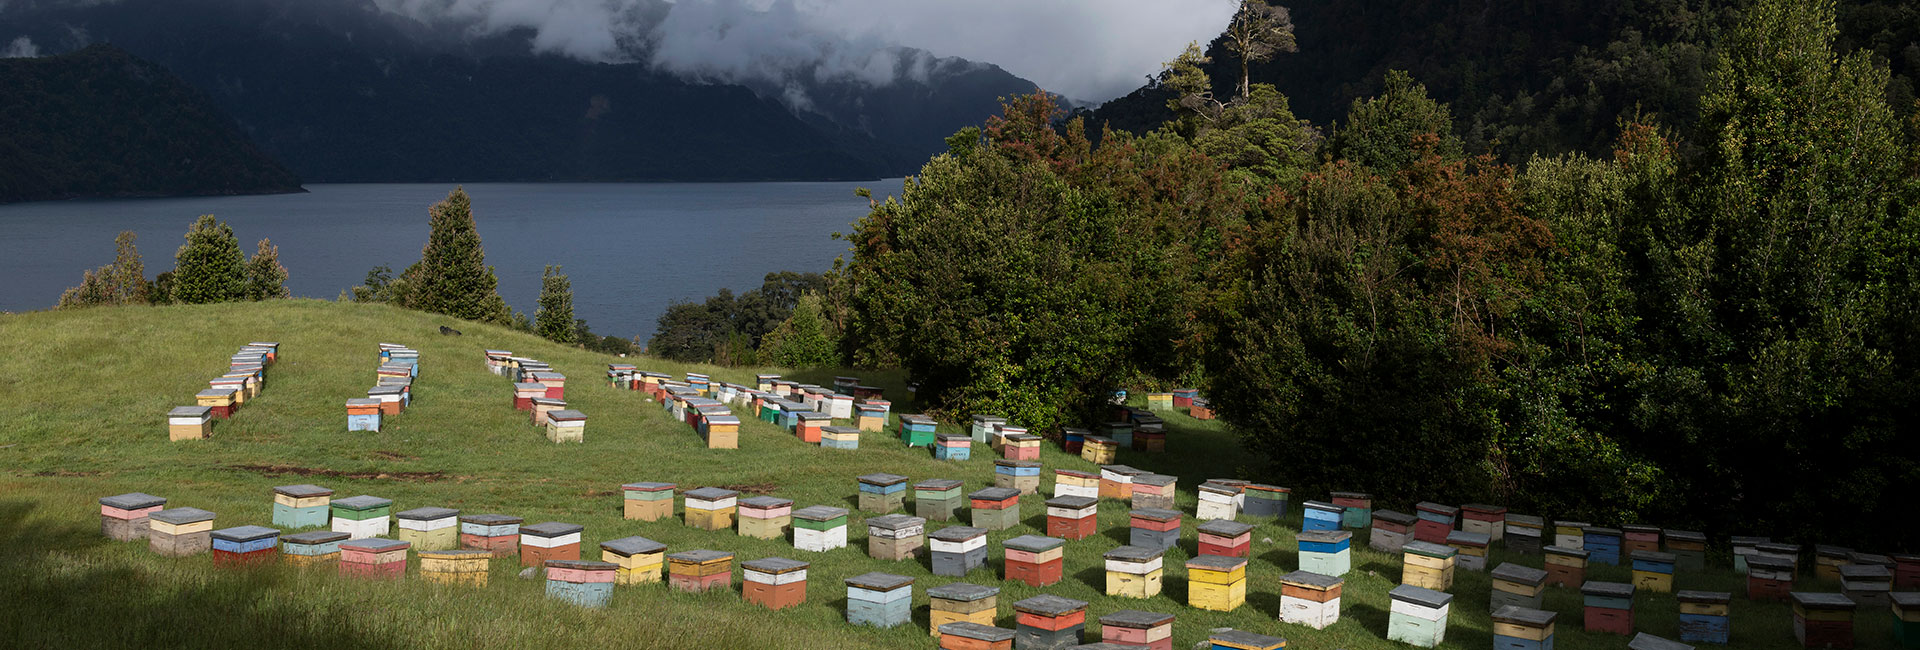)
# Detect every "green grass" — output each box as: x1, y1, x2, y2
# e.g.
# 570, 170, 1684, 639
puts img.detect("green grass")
0, 300, 1898, 649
